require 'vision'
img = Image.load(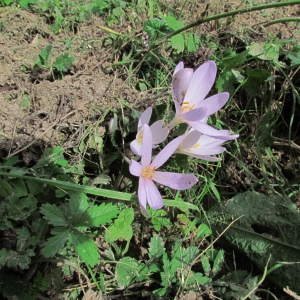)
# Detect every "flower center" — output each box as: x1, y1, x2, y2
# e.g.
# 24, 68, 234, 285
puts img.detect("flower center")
137, 131, 143, 144
181, 102, 195, 113
142, 166, 156, 179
